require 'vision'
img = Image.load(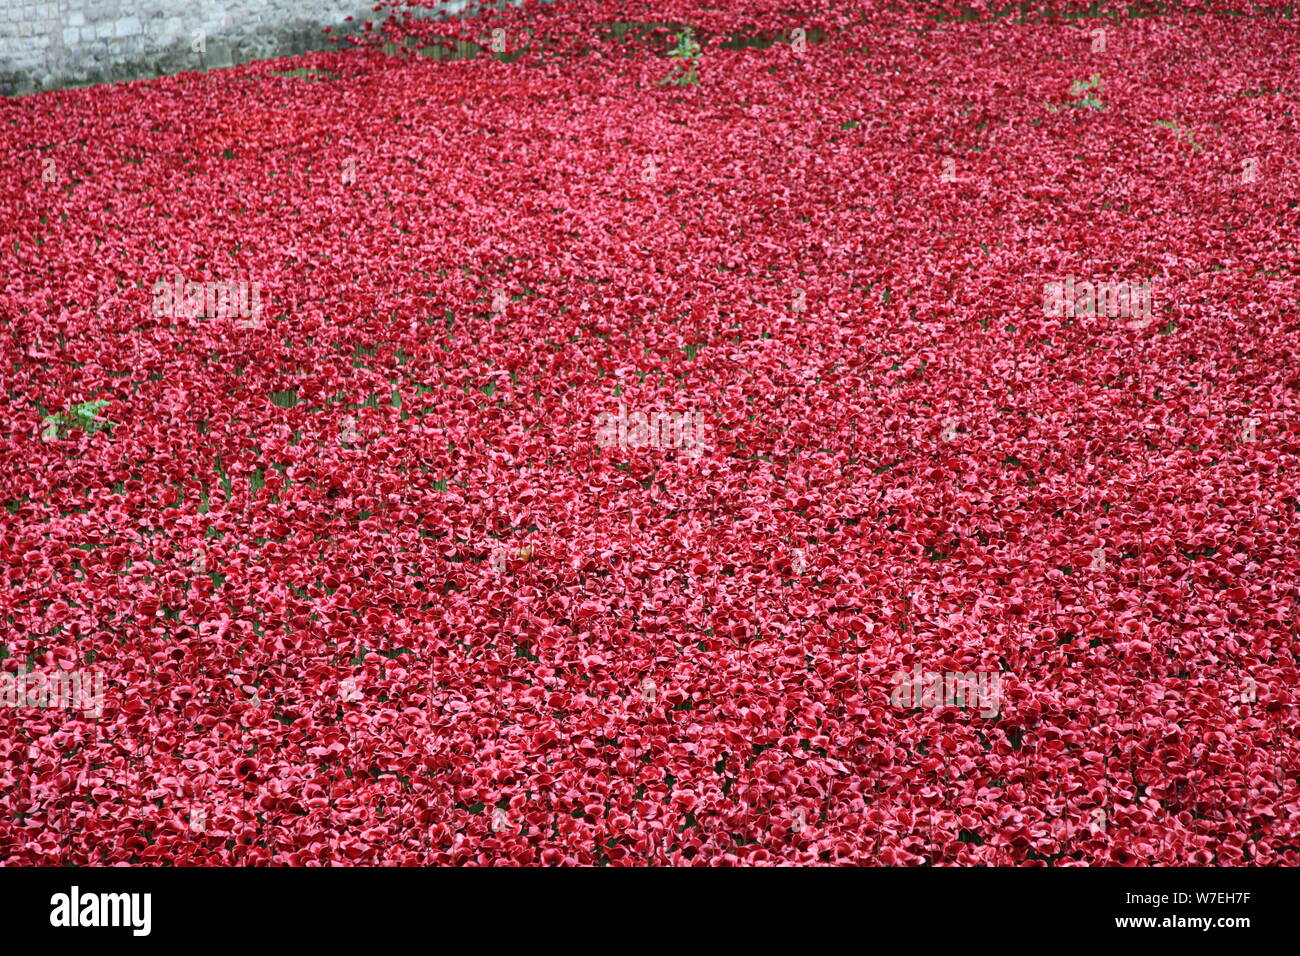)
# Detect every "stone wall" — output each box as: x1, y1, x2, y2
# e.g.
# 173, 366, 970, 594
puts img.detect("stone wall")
0, 0, 497, 96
